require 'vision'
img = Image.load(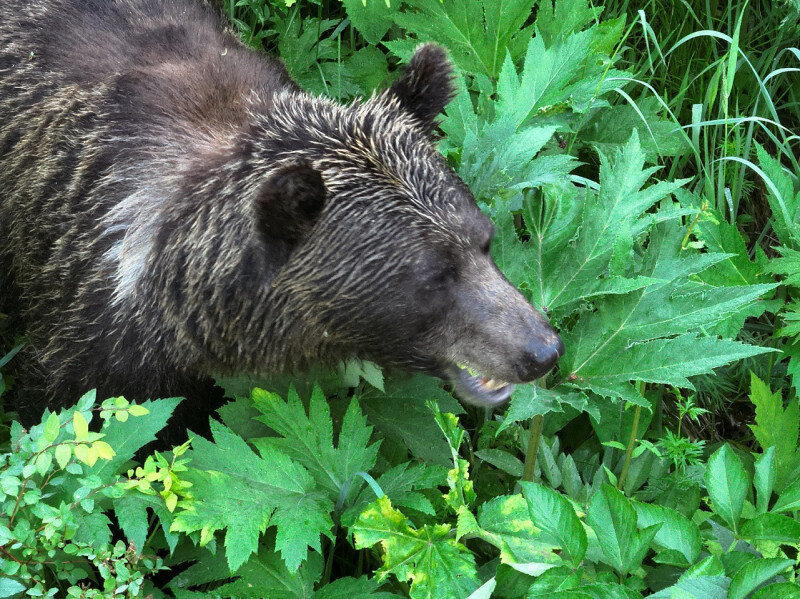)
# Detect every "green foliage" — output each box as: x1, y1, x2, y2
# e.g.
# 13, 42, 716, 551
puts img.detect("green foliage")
4, 0, 800, 595
0, 392, 180, 597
